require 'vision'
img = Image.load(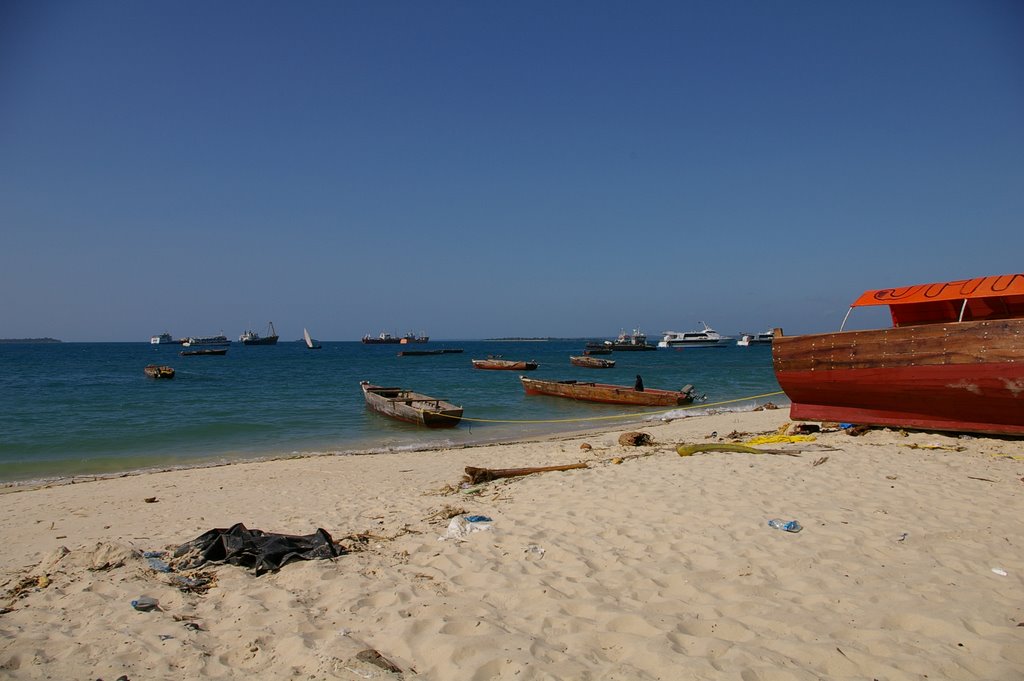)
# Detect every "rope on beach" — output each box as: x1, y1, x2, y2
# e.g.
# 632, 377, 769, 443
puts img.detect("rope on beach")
449, 390, 787, 424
